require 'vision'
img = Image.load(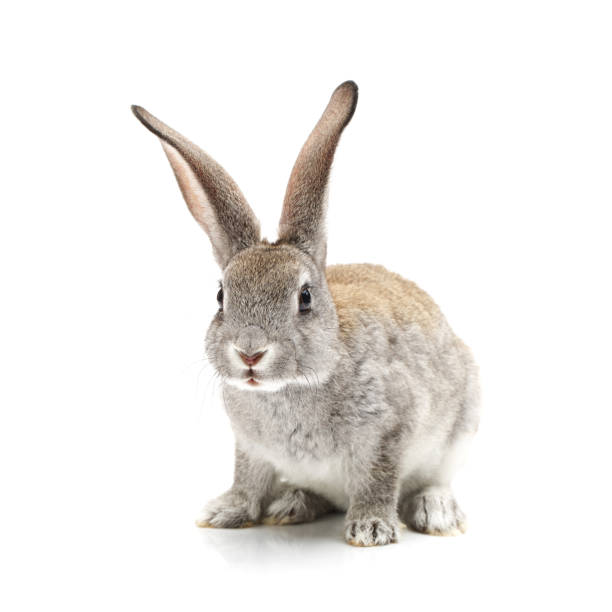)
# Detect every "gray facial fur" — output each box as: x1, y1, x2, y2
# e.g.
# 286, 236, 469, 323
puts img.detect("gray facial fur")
132, 81, 480, 546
